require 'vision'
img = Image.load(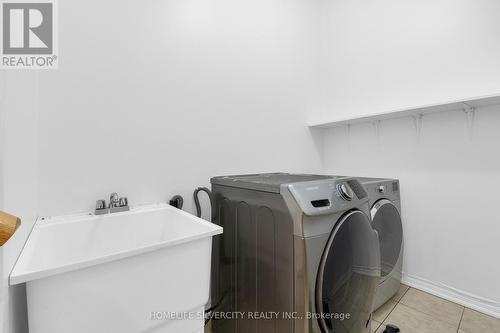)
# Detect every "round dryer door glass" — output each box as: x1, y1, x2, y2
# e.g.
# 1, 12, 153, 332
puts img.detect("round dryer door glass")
316, 210, 380, 333
371, 199, 403, 279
